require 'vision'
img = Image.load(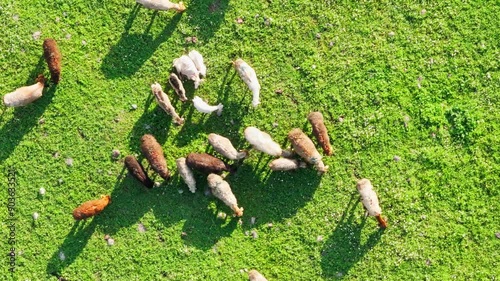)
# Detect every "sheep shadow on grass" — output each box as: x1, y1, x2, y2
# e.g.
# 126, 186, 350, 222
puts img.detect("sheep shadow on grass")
183, 0, 230, 43
230, 160, 323, 228
100, 5, 182, 79
320, 194, 385, 279
45, 165, 240, 276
